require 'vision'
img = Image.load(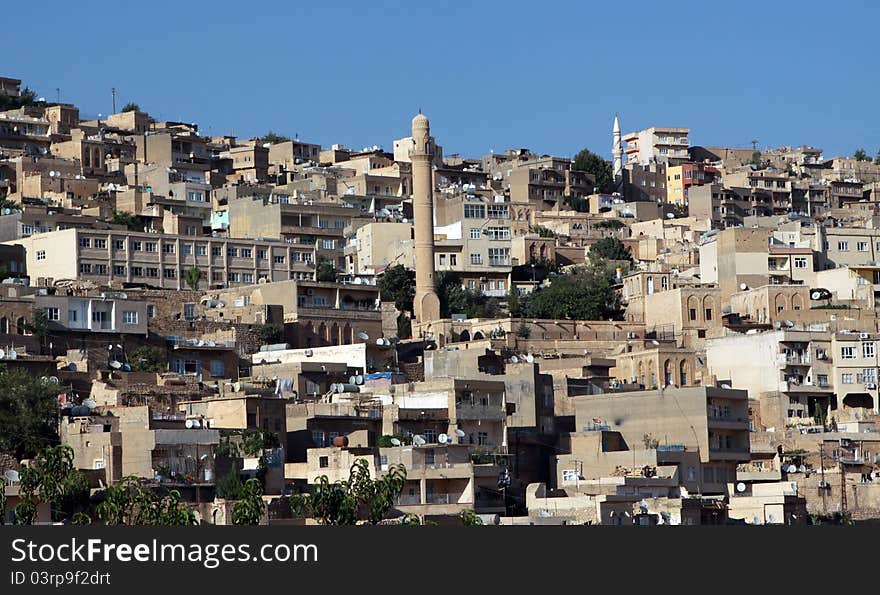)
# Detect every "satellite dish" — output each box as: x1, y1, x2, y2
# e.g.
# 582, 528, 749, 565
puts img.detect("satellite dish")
82, 399, 98, 409
753, 516, 761, 525
638, 500, 649, 513
48, 376, 59, 384
358, 331, 370, 340
0, 349, 5, 360
510, 355, 519, 363
4, 469, 20, 482
390, 438, 401, 446
736, 482, 747, 493
798, 465, 806, 473
68, 363, 77, 372
191, 419, 201, 428
413, 435, 426, 446
787, 464, 798, 473
454, 428, 466, 438
438, 433, 449, 444
740, 283, 748, 290
109, 360, 122, 369
185, 419, 194, 429
525, 354, 534, 364
768, 514, 776, 523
